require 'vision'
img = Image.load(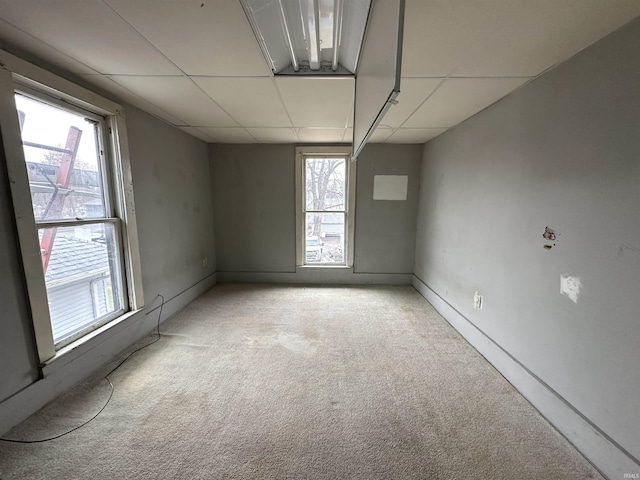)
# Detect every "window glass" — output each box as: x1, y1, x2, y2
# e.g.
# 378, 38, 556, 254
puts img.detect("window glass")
305, 212, 345, 263
303, 156, 348, 265
42, 223, 124, 344
15, 94, 106, 221
305, 157, 345, 211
